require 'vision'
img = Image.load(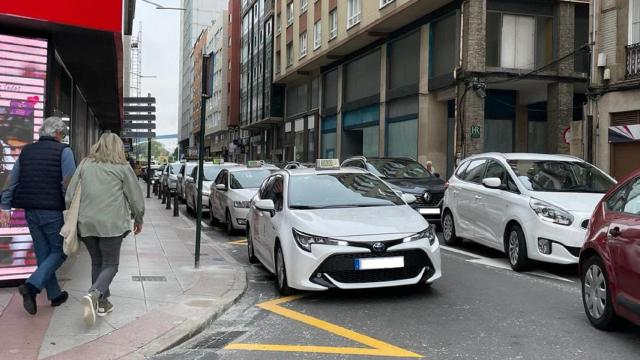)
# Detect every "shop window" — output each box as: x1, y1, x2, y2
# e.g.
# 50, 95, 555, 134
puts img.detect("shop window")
484, 90, 515, 152
321, 116, 337, 158
527, 102, 547, 153
429, 13, 458, 78
342, 105, 379, 158
344, 50, 380, 104
386, 96, 418, 159
388, 31, 420, 91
